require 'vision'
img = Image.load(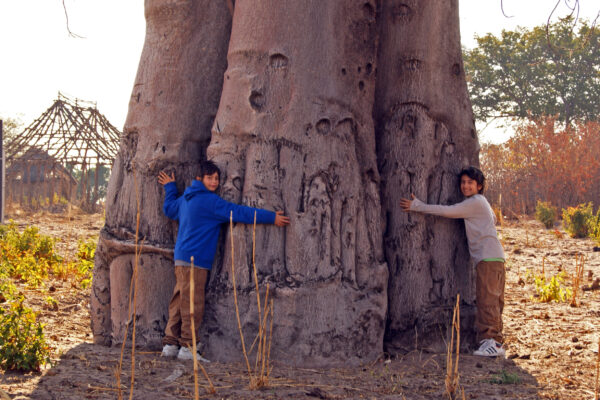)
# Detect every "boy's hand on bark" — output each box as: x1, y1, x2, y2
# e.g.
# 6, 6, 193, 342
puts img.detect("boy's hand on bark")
274, 210, 290, 227
400, 194, 415, 212
158, 171, 175, 185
